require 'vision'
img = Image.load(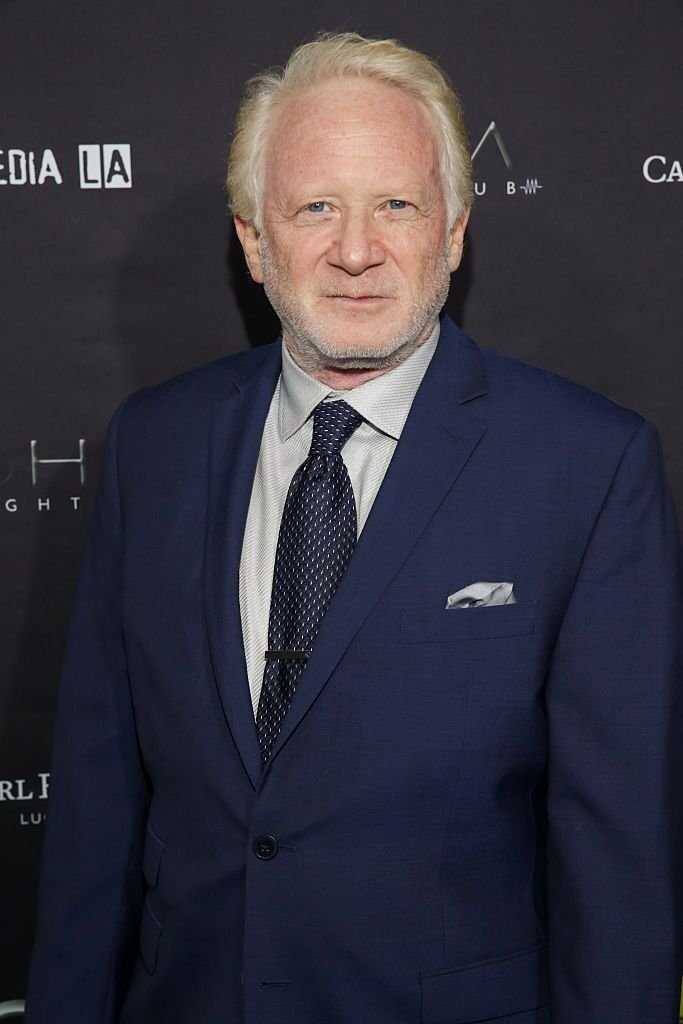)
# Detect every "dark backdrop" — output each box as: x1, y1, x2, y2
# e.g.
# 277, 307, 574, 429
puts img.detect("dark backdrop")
1, 0, 681, 1003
